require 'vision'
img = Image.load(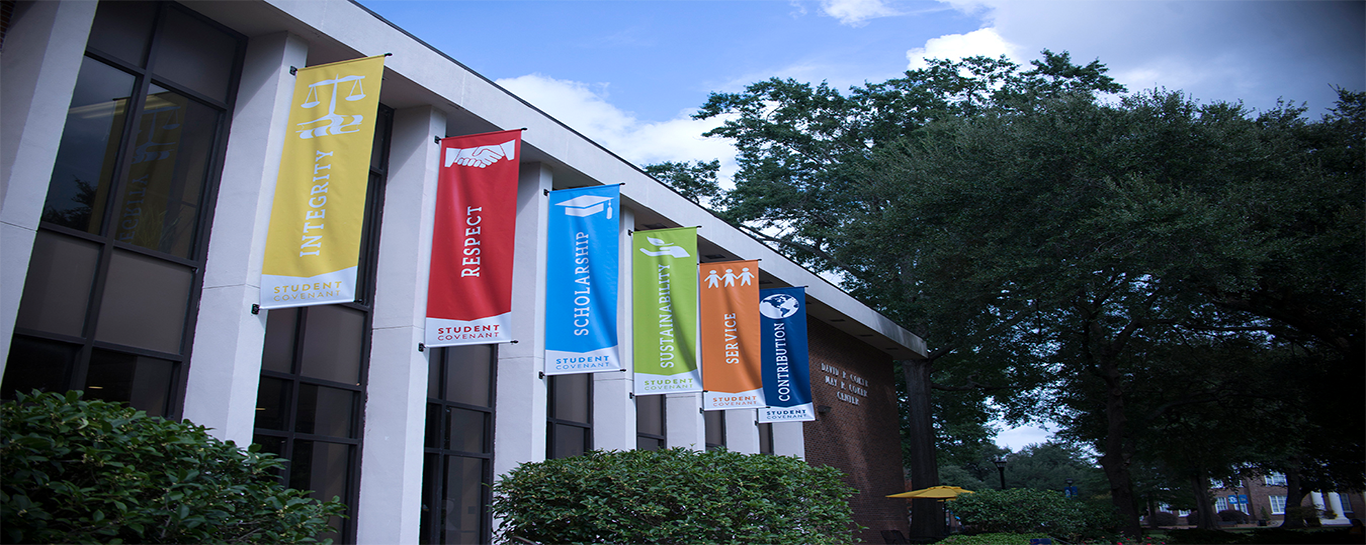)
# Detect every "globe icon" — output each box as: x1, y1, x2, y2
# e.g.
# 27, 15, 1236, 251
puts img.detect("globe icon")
760, 293, 800, 319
